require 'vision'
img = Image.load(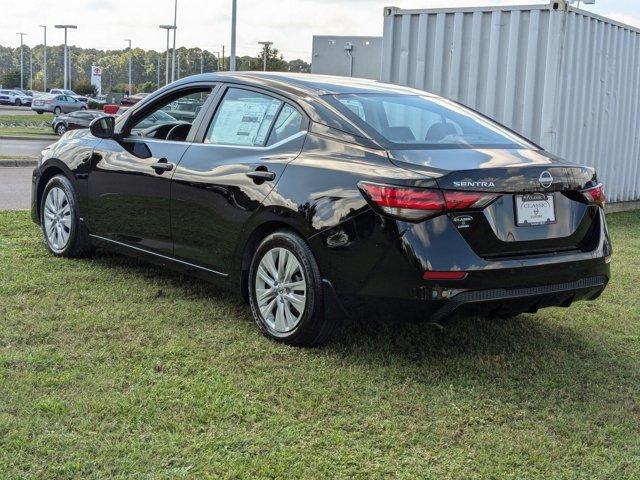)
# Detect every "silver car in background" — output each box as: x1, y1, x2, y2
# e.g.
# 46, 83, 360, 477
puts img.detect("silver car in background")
31, 94, 88, 115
